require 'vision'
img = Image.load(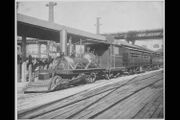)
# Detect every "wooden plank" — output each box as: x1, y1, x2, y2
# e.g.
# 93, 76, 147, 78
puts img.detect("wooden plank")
71, 86, 136, 118
32, 90, 113, 119
129, 72, 162, 86
141, 90, 163, 118
133, 91, 163, 119
18, 70, 163, 119
158, 106, 164, 118
94, 87, 156, 119
142, 96, 163, 118
18, 76, 133, 118
151, 103, 163, 118
114, 90, 162, 119
19, 71, 148, 118
97, 87, 162, 119
18, 71, 135, 112
84, 87, 153, 119
70, 77, 161, 119
116, 83, 163, 119
21, 77, 141, 119
19, 73, 161, 115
